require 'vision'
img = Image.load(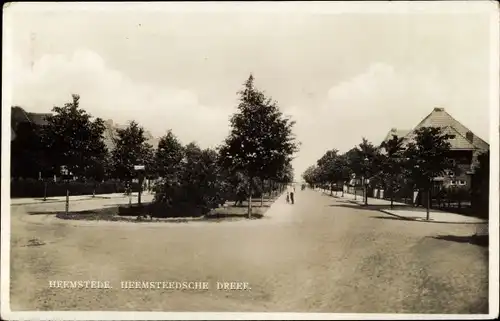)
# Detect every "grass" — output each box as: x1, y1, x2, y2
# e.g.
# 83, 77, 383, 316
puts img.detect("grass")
55, 198, 276, 223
